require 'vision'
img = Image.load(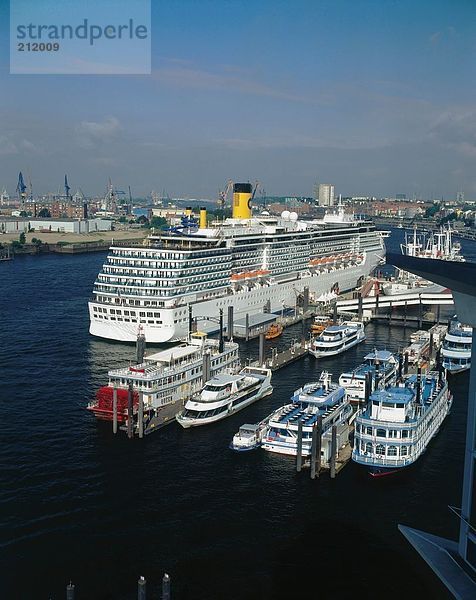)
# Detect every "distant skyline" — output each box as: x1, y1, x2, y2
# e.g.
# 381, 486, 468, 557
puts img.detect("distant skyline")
1, 0, 475, 199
